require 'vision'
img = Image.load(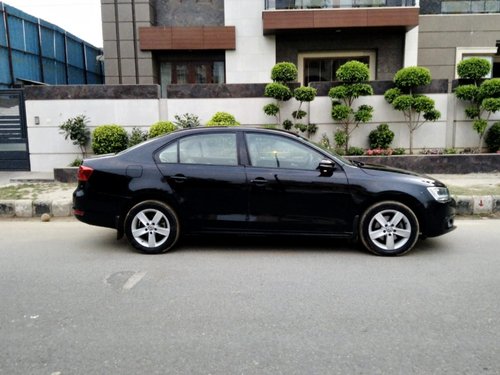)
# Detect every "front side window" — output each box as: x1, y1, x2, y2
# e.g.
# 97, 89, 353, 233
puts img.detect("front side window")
246, 133, 324, 170
158, 133, 238, 166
